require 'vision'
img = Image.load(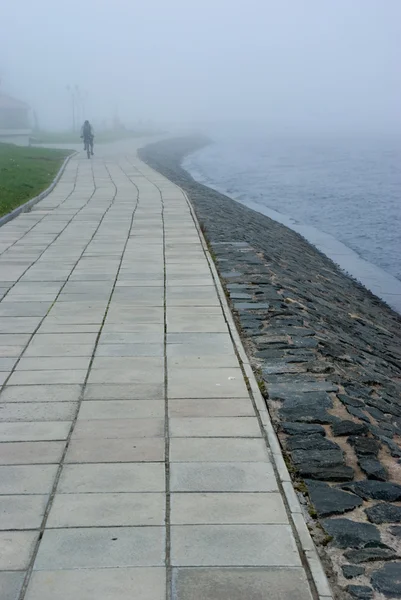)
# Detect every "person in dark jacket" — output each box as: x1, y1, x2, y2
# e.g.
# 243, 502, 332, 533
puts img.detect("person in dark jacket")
80, 120, 94, 155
